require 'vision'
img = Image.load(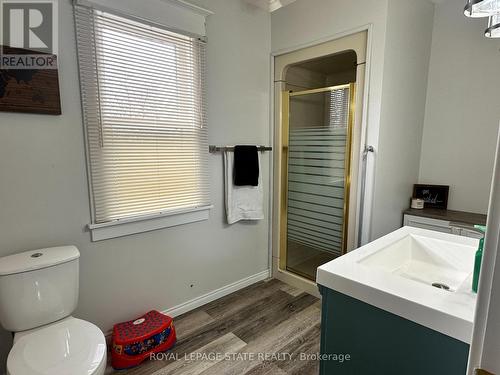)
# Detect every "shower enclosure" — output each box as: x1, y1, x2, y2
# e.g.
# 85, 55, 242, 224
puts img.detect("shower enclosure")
280, 83, 355, 280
